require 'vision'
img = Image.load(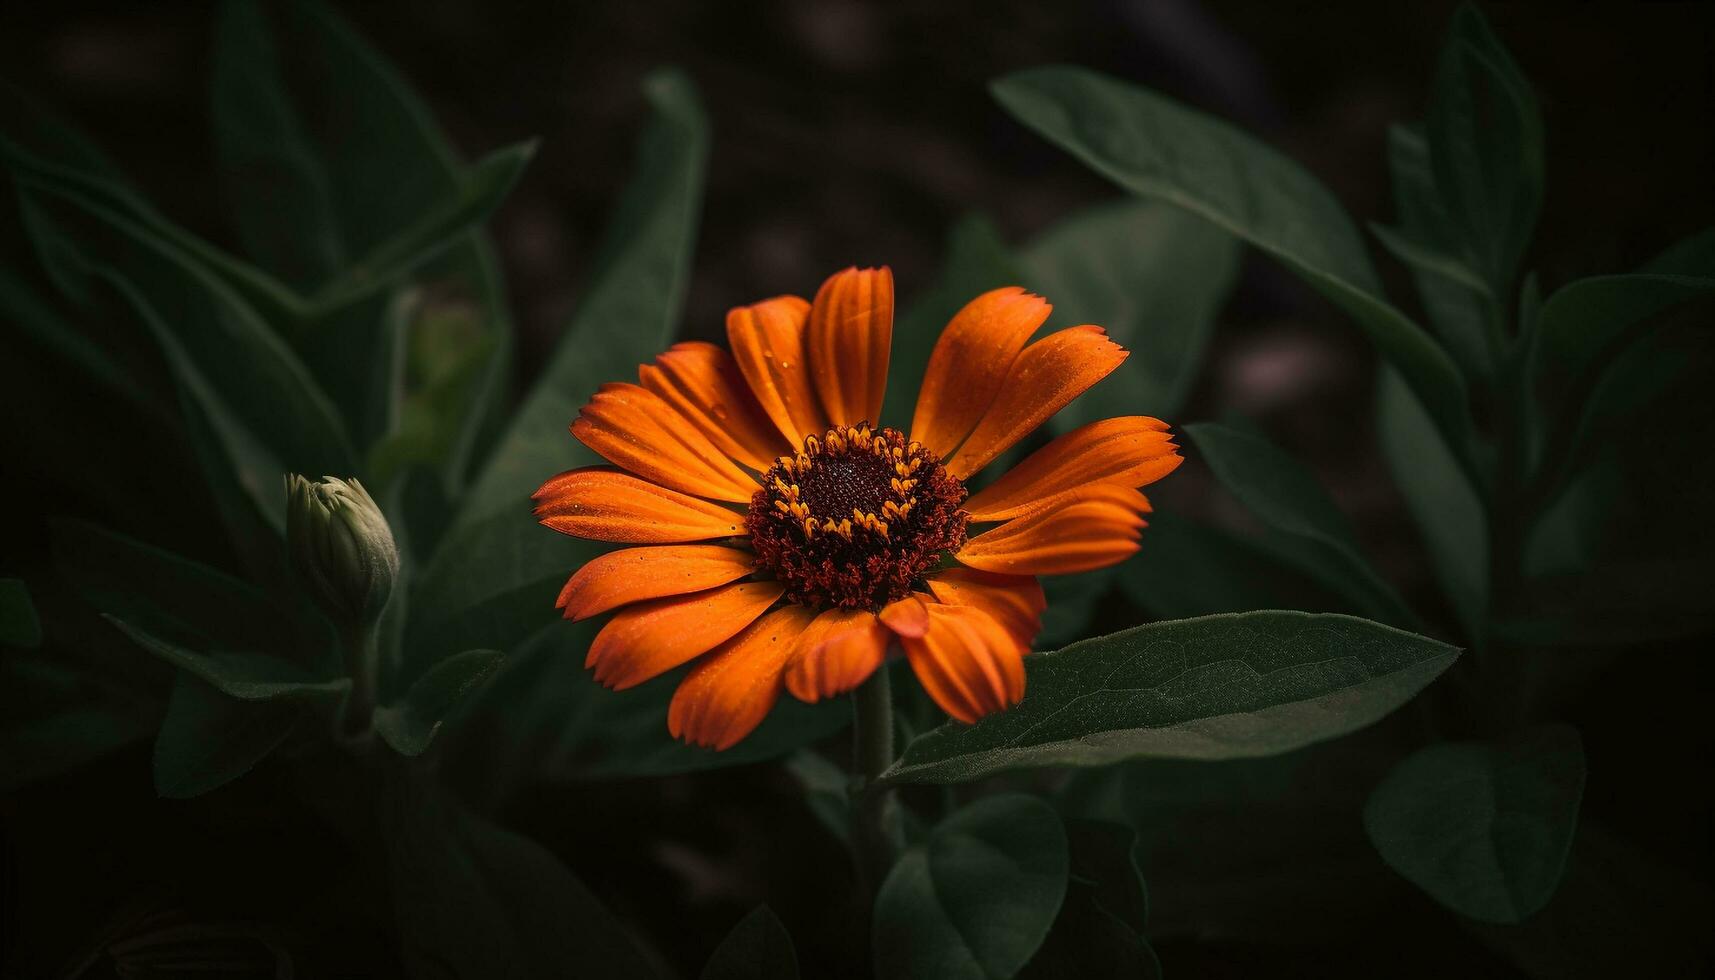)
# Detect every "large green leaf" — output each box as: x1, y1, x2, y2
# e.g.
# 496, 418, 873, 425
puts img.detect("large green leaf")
105, 617, 346, 704
1533, 273, 1715, 402
153, 671, 303, 799
1424, 3, 1544, 293
1376, 367, 1488, 637
409, 69, 708, 667
383, 767, 661, 979
373, 648, 503, 757
992, 66, 1476, 479
701, 905, 799, 980
1184, 422, 1418, 628
1022, 197, 1238, 424
872, 794, 1069, 980
1364, 724, 1586, 924
880, 611, 1458, 785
